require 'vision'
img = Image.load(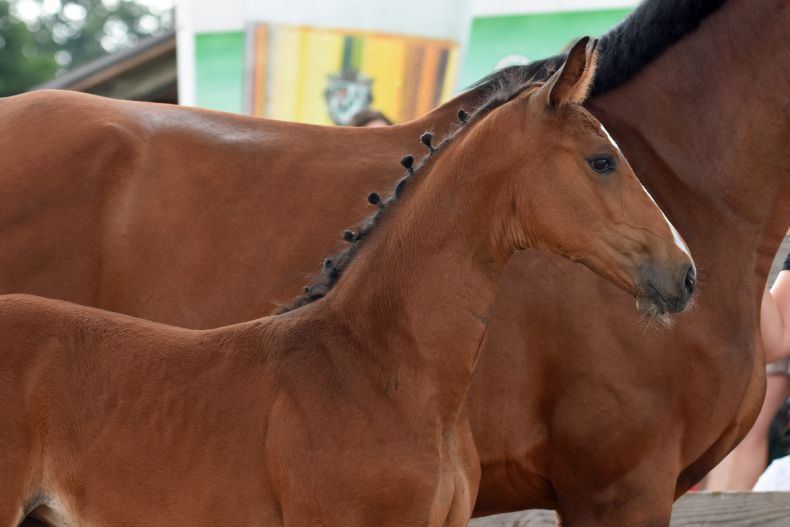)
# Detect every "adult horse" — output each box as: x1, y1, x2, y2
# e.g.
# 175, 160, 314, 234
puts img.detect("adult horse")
0, 39, 695, 526
1, 0, 788, 524
468, 0, 790, 524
